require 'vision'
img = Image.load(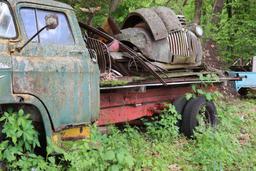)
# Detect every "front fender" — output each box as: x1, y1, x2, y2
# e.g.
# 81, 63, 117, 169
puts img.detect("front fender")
0, 61, 53, 137
0, 93, 53, 137
14, 94, 53, 137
